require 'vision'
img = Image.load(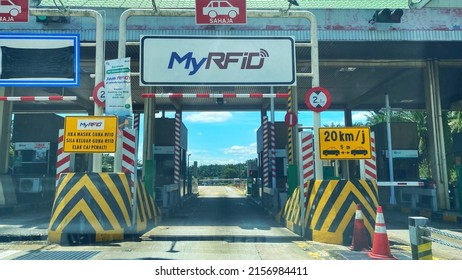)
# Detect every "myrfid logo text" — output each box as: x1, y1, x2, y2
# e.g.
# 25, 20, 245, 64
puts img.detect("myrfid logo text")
168, 49, 269, 76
